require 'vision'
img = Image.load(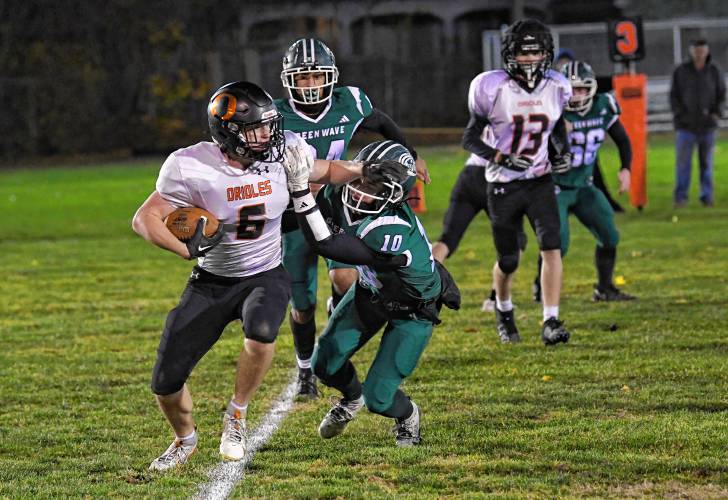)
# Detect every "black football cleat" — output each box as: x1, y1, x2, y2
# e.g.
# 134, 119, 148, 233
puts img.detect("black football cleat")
593, 284, 636, 302
495, 308, 521, 344
541, 317, 570, 346
295, 368, 319, 401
